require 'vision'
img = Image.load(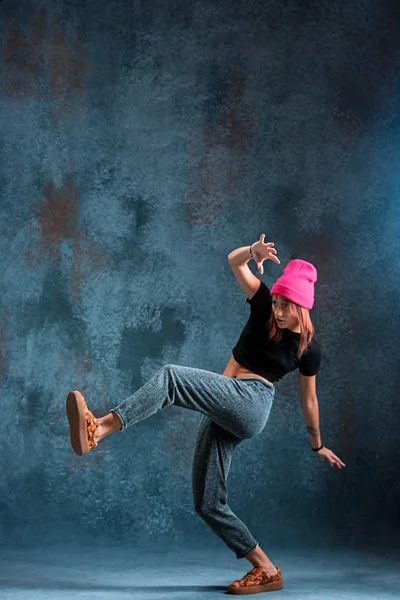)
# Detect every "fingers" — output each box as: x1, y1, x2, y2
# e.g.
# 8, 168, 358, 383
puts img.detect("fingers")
322, 456, 341, 469
255, 238, 281, 265
319, 450, 346, 469
269, 250, 280, 264
332, 461, 344, 469
328, 455, 346, 469
329, 451, 346, 468
266, 246, 280, 264
259, 236, 274, 248
258, 262, 264, 275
